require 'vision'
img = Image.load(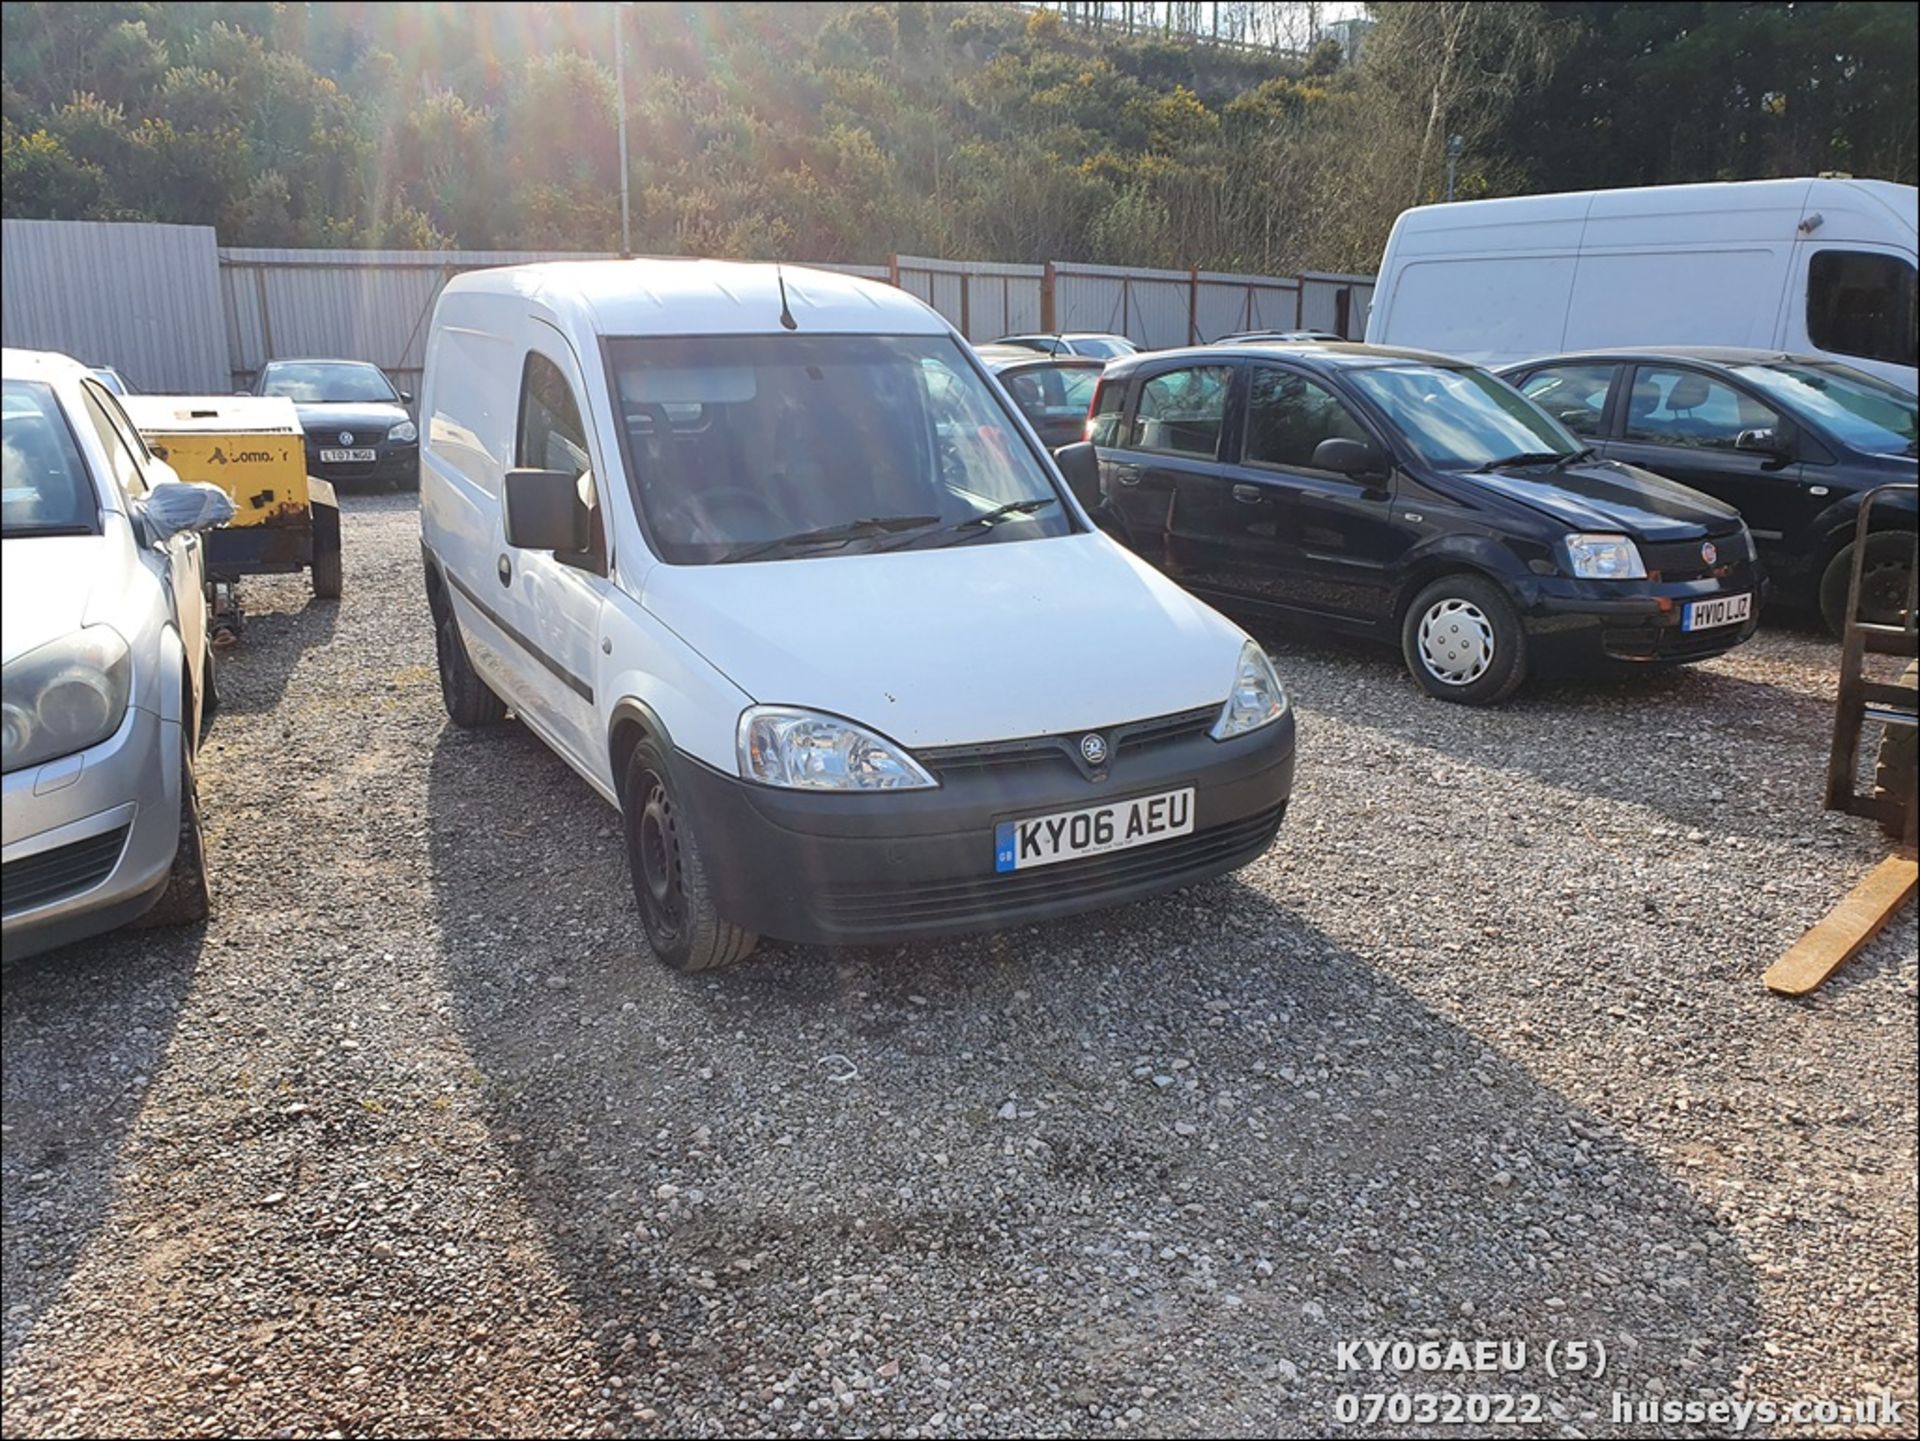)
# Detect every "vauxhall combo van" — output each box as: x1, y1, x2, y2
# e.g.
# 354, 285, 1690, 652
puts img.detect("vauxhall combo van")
418, 261, 1296, 970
